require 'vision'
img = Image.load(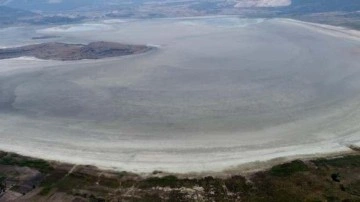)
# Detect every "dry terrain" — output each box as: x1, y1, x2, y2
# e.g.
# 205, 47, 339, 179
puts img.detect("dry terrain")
1, 150, 360, 201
